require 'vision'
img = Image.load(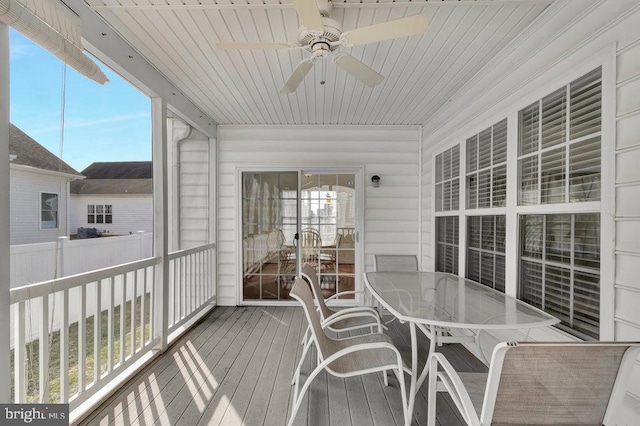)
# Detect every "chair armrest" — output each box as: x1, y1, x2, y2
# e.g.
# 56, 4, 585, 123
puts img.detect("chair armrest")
325, 290, 363, 301
428, 352, 481, 426
322, 308, 381, 328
